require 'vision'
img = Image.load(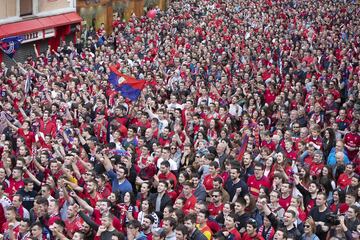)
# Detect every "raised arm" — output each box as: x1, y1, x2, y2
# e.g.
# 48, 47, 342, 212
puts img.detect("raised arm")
5, 118, 20, 131
70, 191, 94, 215
23, 167, 42, 186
